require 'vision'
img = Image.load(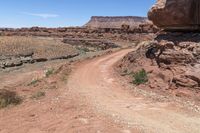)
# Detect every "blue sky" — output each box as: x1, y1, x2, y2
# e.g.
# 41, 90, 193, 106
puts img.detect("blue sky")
0, 0, 156, 28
